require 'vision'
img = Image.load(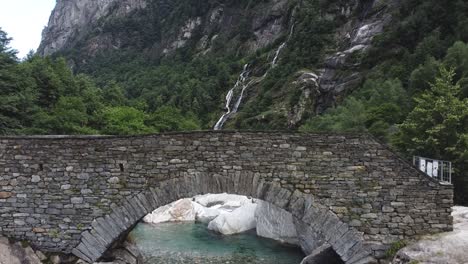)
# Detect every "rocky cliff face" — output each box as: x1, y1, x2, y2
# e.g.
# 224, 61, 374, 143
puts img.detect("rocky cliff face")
38, 0, 399, 129
227, 0, 398, 129
38, 0, 147, 56
307, 0, 397, 116
0, 236, 44, 264
39, 0, 290, 58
